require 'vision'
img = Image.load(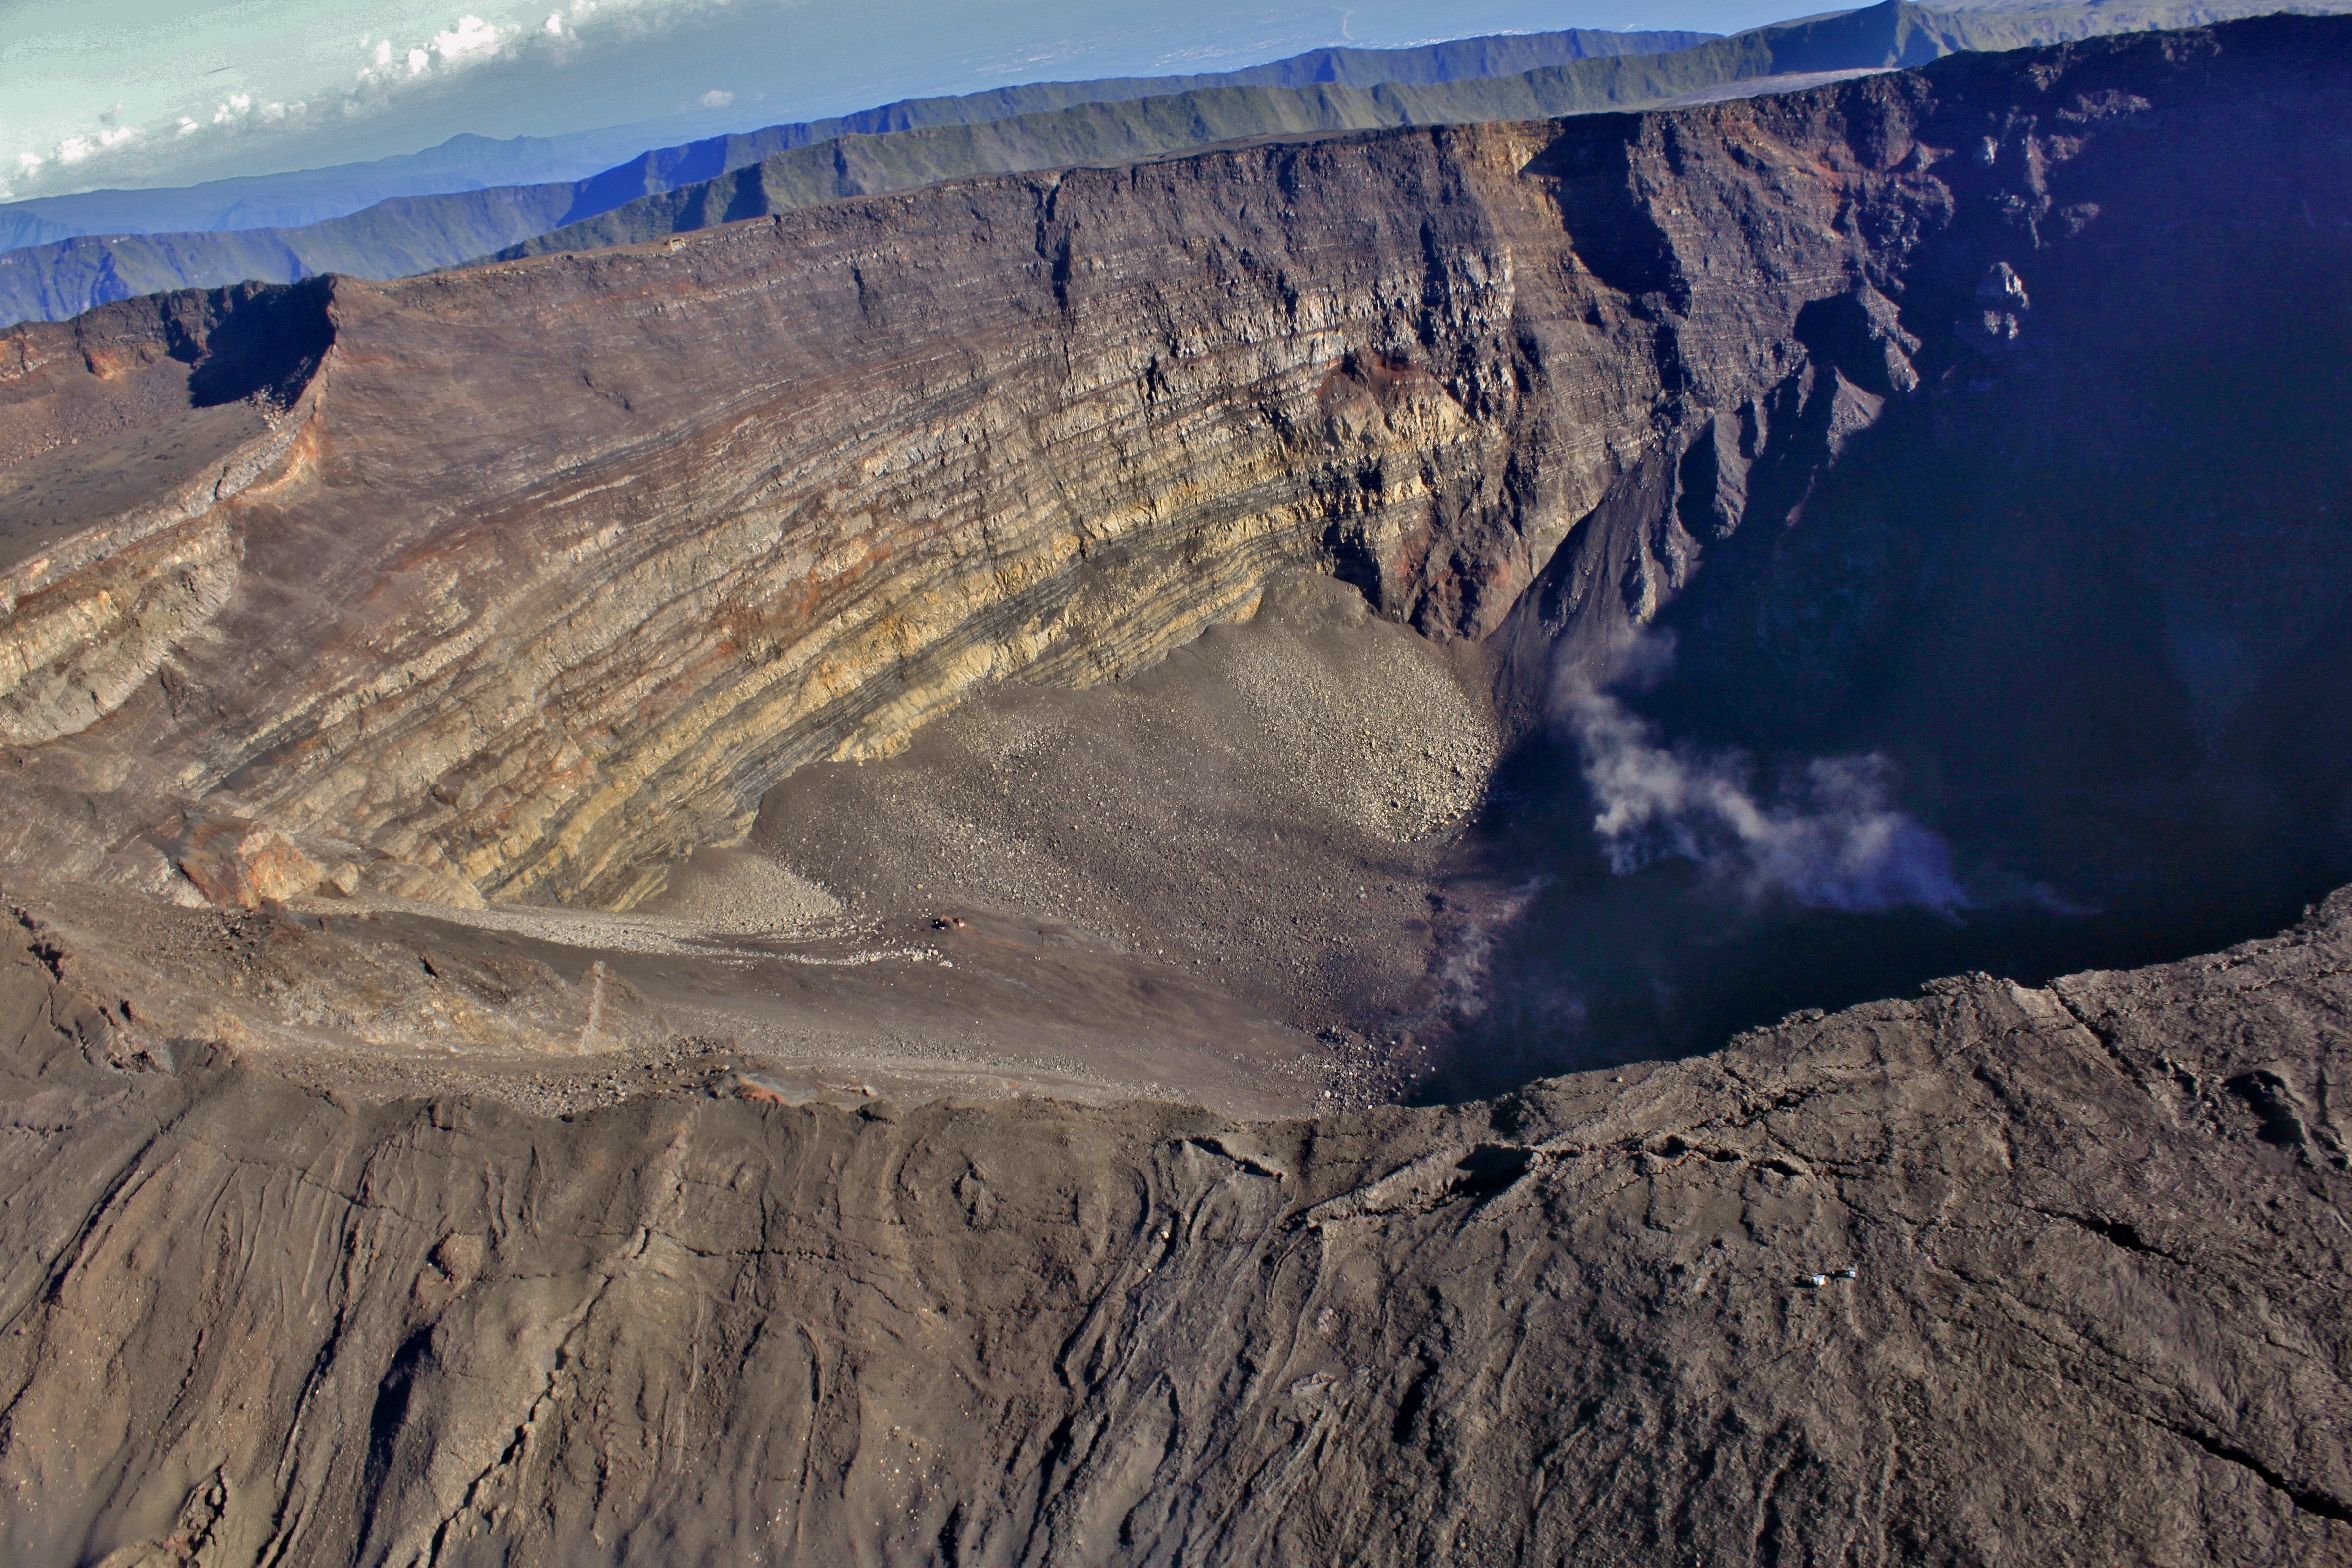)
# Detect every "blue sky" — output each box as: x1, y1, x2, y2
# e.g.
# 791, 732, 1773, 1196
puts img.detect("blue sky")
0, 0, 1810, 201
